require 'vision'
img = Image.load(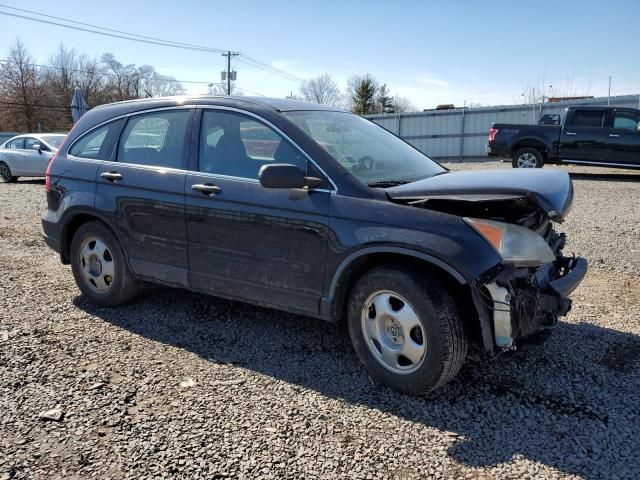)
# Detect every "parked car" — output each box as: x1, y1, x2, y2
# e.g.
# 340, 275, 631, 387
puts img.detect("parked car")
42, 96, 587, 394
0, 133, 67, 182
486, 106, 640, 169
